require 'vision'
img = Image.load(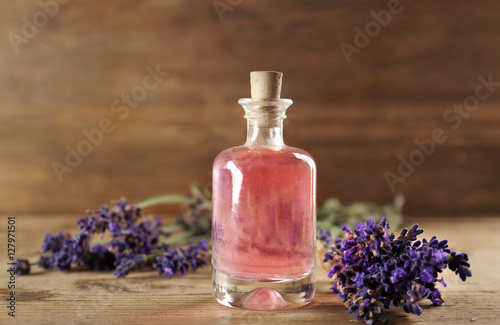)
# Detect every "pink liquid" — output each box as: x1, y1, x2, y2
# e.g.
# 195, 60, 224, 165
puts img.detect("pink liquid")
212, 146, 316, 281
